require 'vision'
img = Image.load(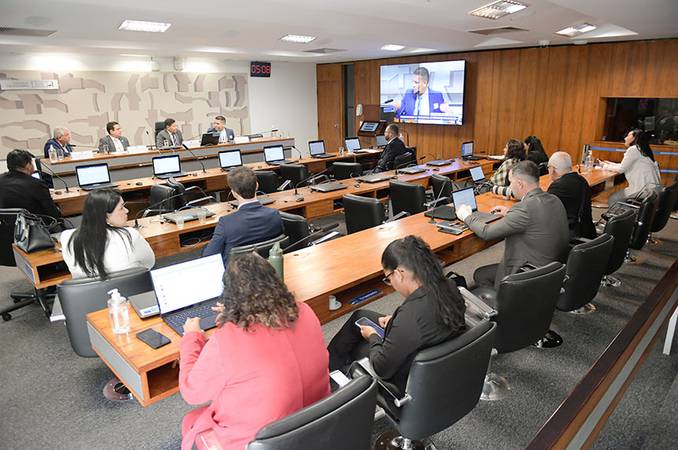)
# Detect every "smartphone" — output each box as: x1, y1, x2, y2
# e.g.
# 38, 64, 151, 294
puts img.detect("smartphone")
355, 317, 385, 339
136, 328, 171, 349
